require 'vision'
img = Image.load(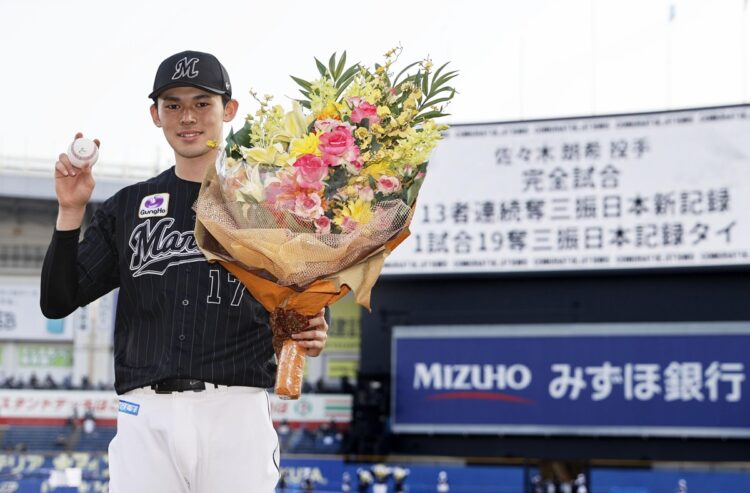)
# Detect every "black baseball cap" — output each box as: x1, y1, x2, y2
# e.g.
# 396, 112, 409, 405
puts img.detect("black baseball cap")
149, 50, 232, 100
